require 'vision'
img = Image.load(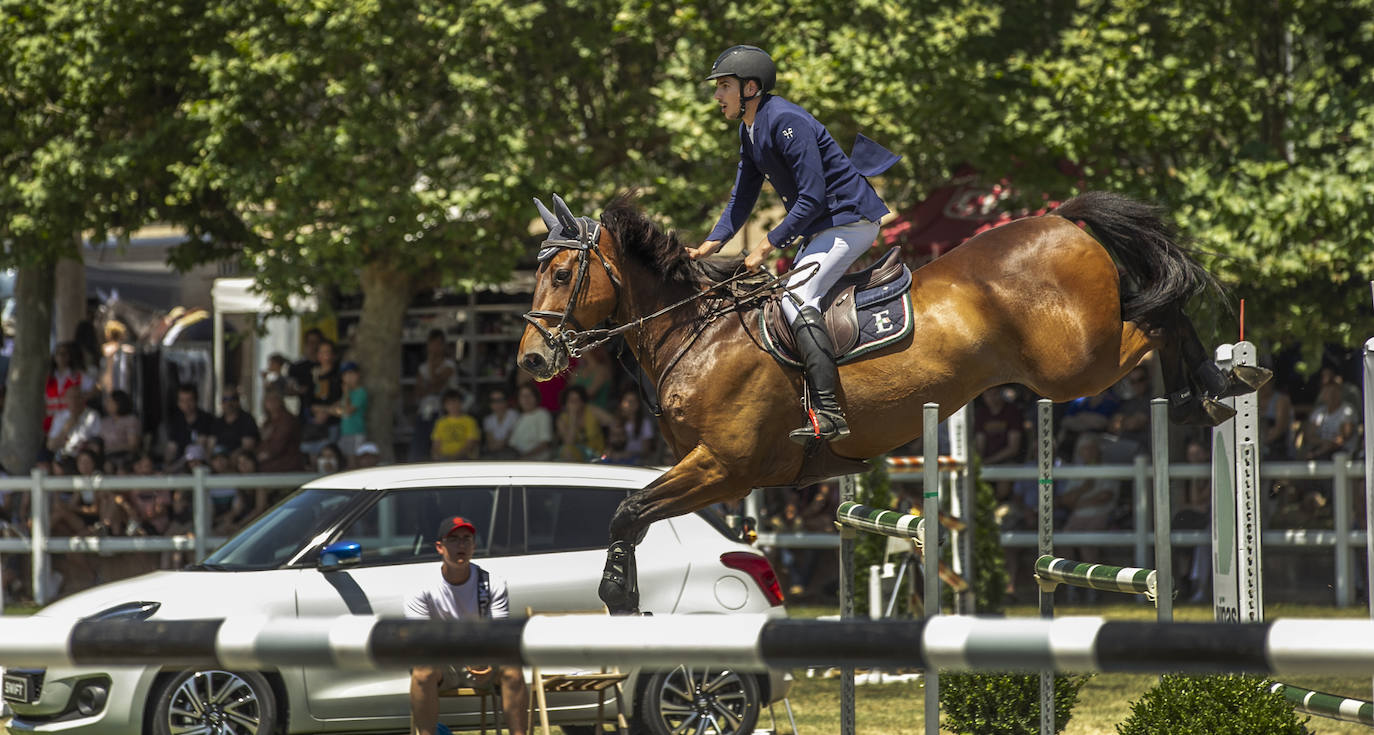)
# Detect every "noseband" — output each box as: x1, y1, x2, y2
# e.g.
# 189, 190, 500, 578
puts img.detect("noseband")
522, 215, 623, 360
